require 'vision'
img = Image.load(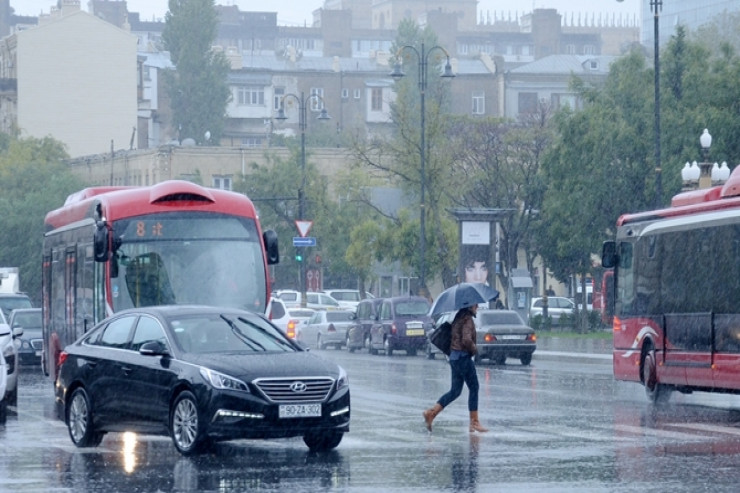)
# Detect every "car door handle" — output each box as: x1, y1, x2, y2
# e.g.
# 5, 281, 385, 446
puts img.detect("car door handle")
120, 365, 132, 376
